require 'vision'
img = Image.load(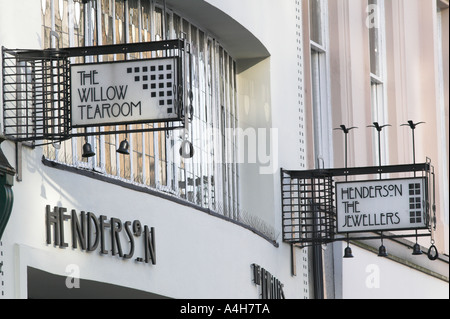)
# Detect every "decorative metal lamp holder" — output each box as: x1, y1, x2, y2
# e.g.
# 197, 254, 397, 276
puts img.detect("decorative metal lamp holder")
282, 120, 439, 261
